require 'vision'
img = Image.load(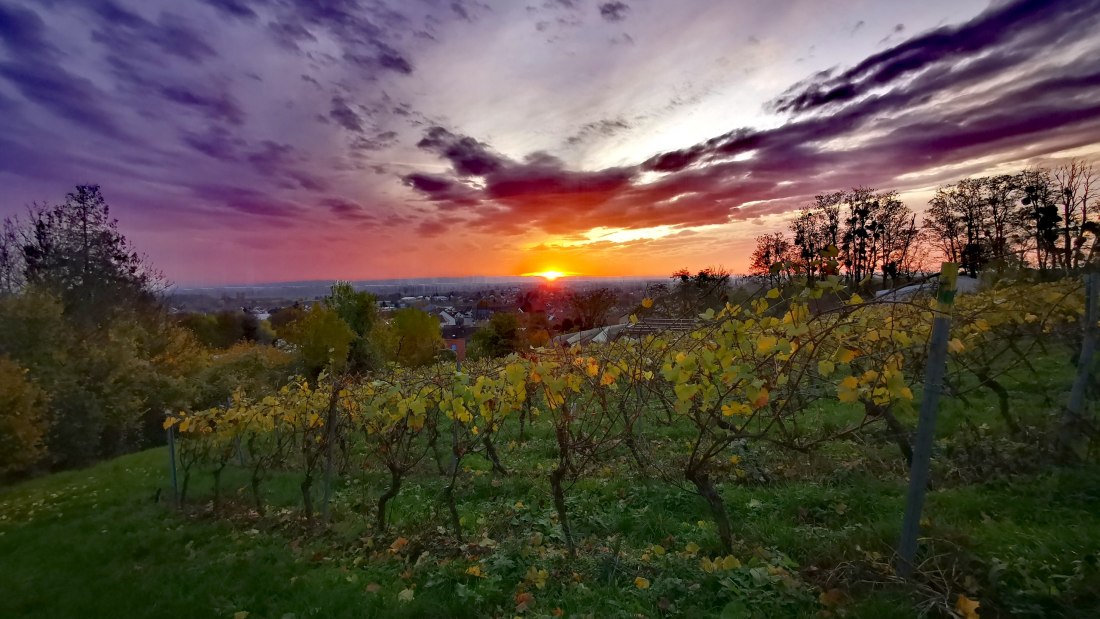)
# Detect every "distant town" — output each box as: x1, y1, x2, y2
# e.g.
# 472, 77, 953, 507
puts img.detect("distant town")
166, 275, 743, 361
